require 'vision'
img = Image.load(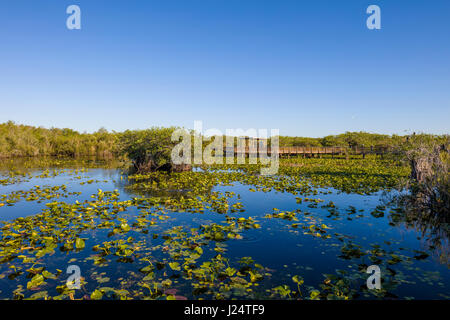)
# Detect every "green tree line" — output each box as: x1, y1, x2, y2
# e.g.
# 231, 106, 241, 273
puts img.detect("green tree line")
0, 121, 118, 158
0, 121, 447, 158
276, 132, 448, 149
